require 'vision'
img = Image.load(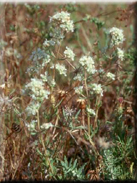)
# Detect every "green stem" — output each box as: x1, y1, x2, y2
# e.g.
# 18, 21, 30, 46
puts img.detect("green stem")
88, 113, 90, 136
37, 111, 54, 175
94, 94, 101, 129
